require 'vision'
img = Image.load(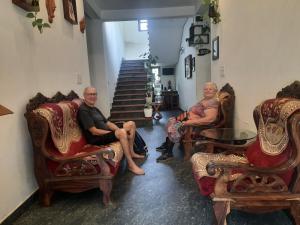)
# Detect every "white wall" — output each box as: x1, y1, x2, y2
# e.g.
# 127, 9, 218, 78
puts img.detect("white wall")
86, 19, 110, 115
0, 0, 90, 222
176, 18, 211, 110
125, 42, 149, 60
210, 0, 300, 130
103, 22, 125, 114
122, 21, 149, 60
86, 20, 125, 116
